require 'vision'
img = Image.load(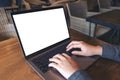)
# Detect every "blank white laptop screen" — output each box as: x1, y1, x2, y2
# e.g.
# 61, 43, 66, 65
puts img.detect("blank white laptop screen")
13, 8, 69, 56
